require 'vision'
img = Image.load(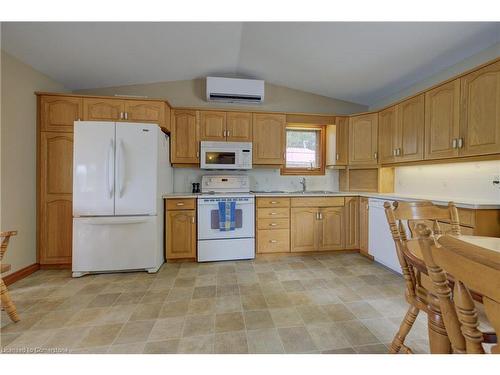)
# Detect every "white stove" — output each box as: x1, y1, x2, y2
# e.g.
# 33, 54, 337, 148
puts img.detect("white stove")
197, 175, 255, 262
